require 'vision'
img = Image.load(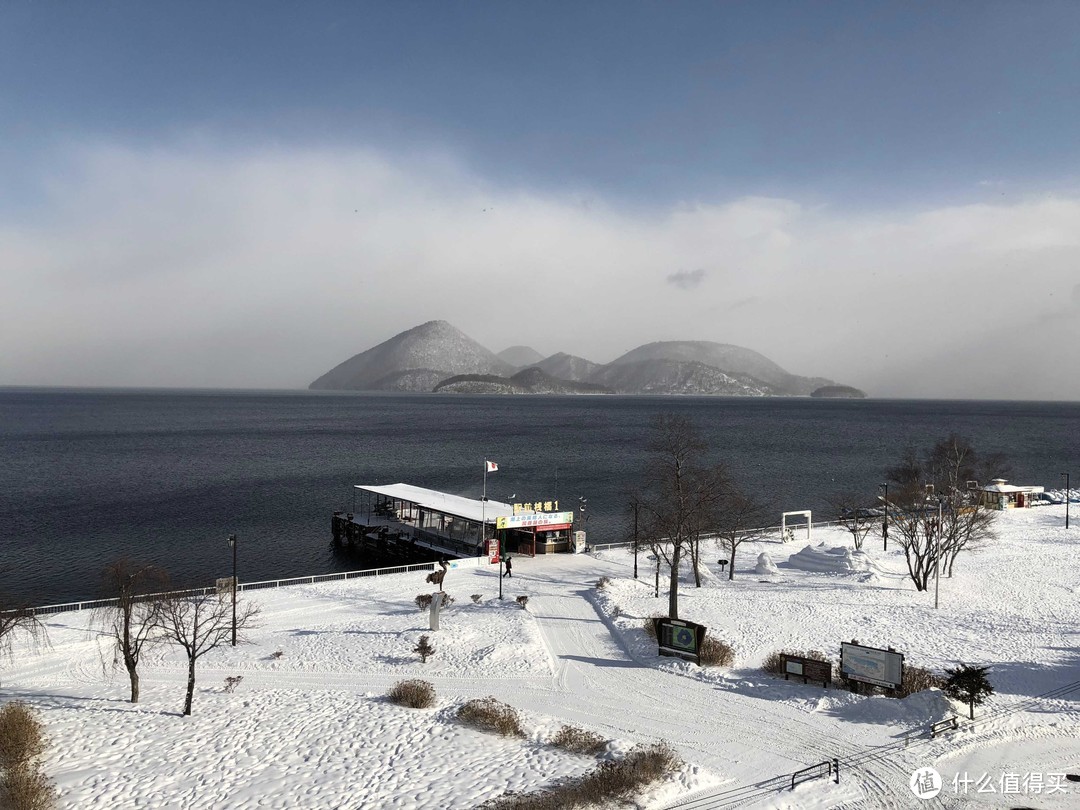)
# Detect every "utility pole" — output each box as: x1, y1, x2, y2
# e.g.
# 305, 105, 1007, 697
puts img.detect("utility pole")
1063, 472, 1071, 530
934, 499, 943, 610
879, 482, 889, 551
228, 534, 238, 646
